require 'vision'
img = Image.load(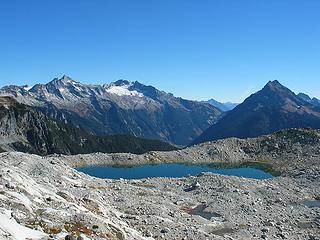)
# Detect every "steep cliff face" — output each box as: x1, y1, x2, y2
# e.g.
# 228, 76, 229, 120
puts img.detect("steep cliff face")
0, 76, 222, 146
0, 97, 177, 155
0, 98, 53, 153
